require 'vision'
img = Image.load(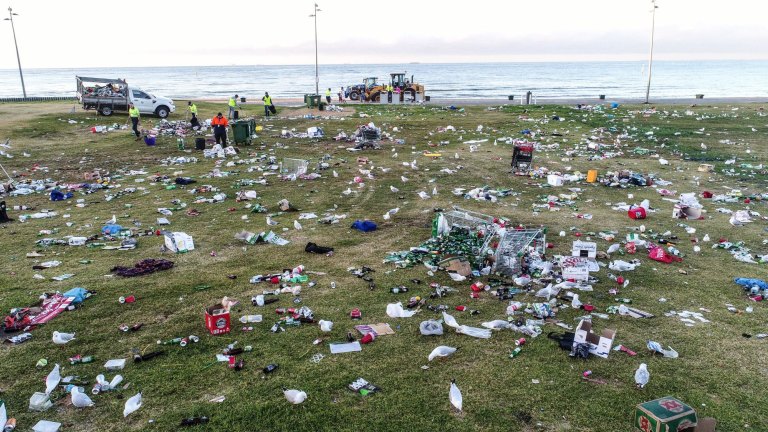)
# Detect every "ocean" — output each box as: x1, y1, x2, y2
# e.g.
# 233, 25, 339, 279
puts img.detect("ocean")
0, 61, 765, 100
